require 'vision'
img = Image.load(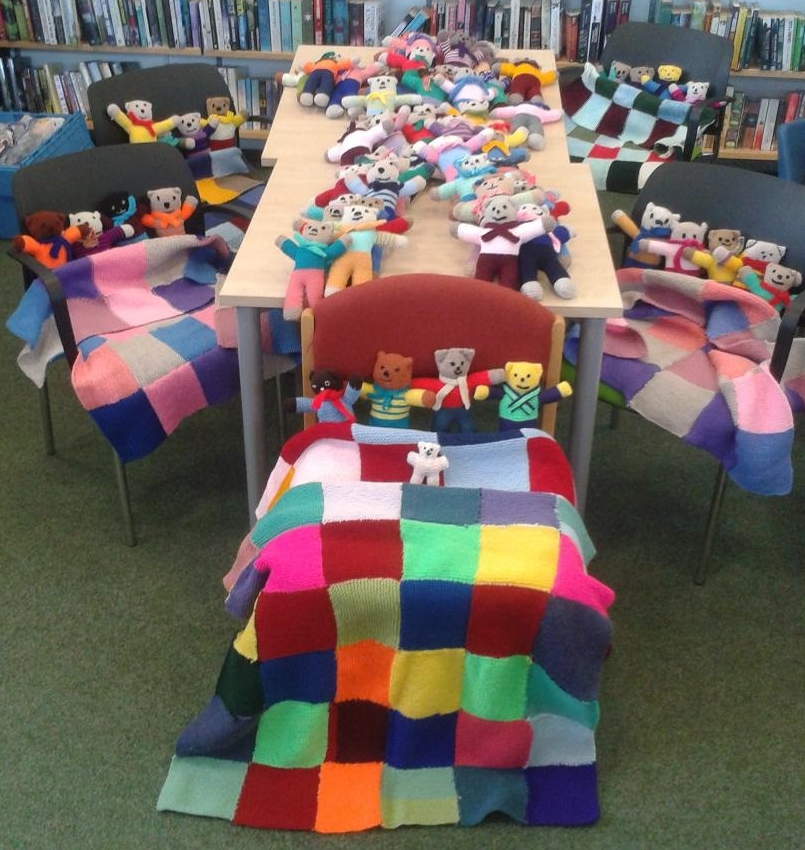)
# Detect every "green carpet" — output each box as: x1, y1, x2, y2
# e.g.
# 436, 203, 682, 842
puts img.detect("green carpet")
1, 228, 803, 850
